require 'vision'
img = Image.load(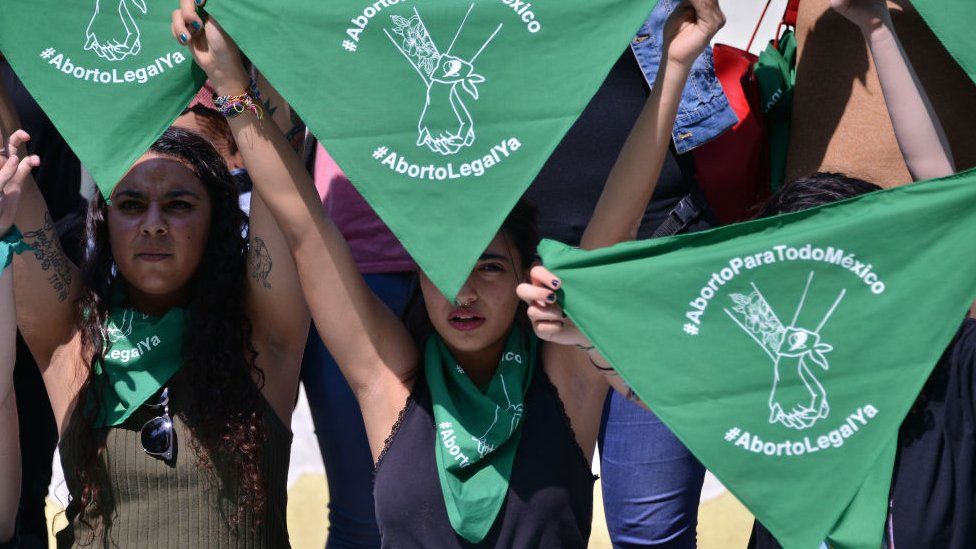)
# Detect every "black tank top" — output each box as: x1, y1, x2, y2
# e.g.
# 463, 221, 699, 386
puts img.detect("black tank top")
374, 366, 596, 548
